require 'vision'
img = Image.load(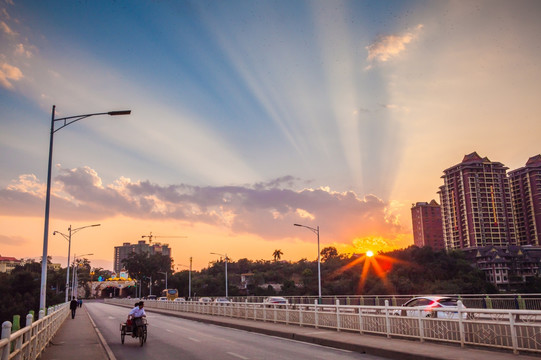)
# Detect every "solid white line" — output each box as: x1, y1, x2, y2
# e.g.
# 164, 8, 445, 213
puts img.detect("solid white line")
188, 337, 201, 342
227, 352, 249, 360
